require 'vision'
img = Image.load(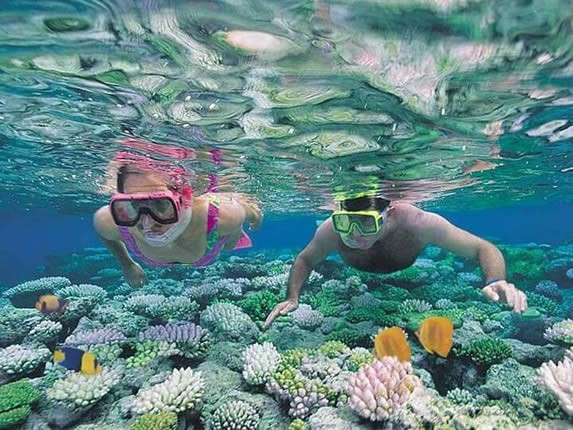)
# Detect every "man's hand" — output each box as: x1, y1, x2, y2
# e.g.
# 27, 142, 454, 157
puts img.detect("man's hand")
482, 280, 527, 313
123, 262, 148, 288
264, 299, 299, 329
